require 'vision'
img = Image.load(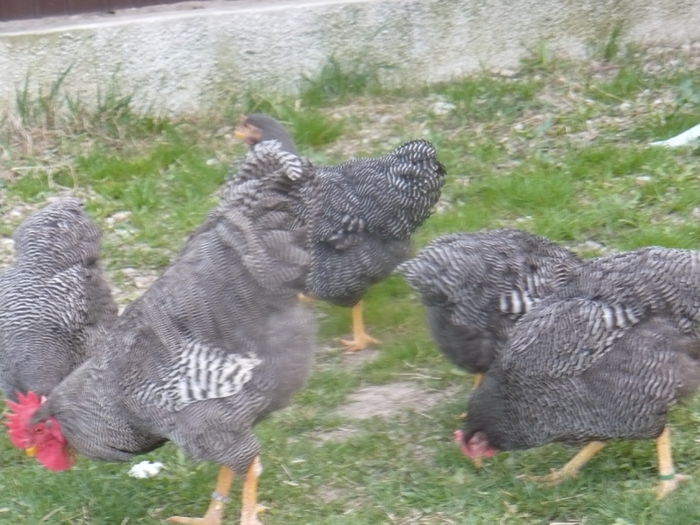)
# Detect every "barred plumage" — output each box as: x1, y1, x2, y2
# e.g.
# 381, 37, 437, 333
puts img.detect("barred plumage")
233, 114, 446, 351
135, 340, 262, 411
397, 229, 581, 374
0, 197, 117, 401
29, 141, 318, 481
305, 139, 446, 307
221, 139, 306, 199
462, 246, 700, 477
